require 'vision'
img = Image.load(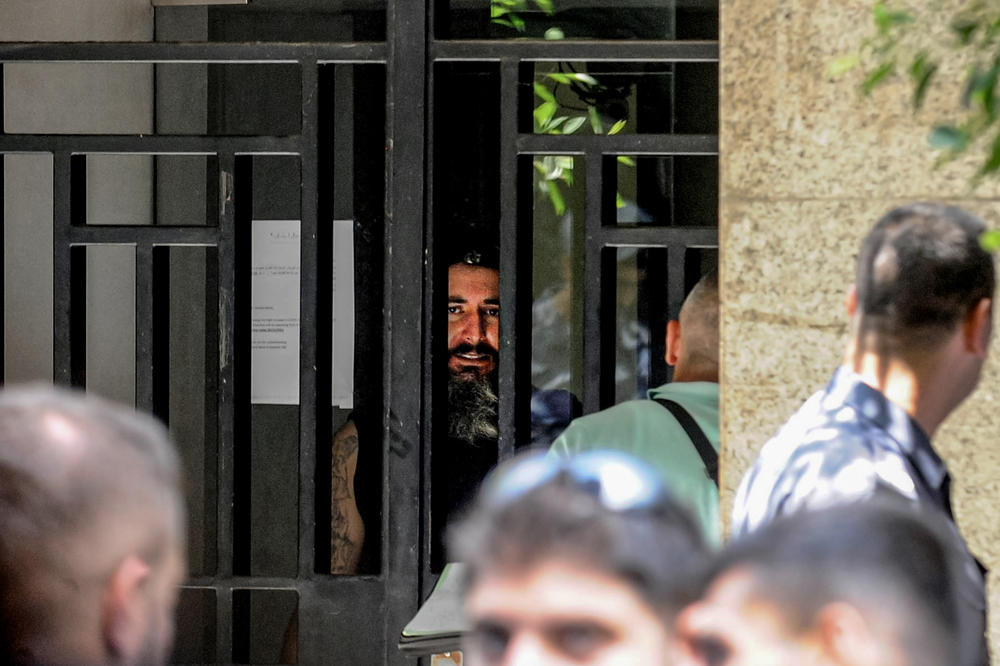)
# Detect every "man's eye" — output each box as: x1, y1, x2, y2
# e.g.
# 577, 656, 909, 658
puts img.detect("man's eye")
447, 305, 463, 315
469, 623, 510, 662
484, 307, 500, 317
690, 635, 731, 666
549, 624, 613, 660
